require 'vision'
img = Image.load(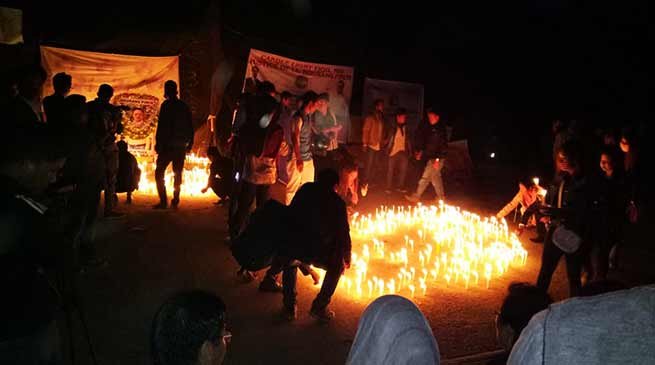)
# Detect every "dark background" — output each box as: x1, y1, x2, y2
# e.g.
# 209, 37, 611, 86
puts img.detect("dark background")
5, 0, 650, 166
